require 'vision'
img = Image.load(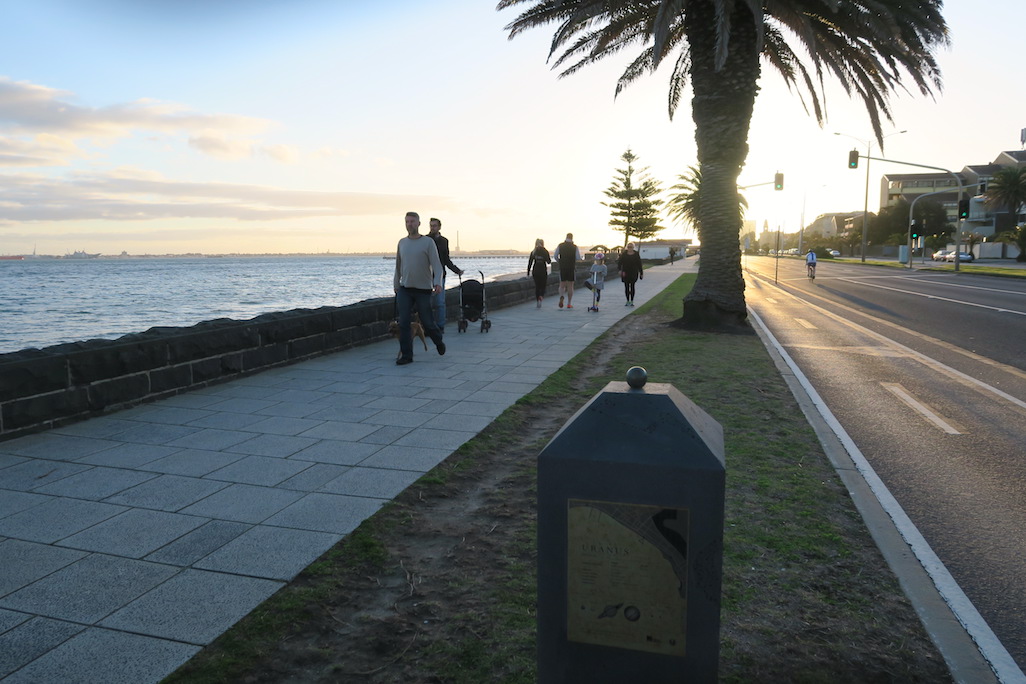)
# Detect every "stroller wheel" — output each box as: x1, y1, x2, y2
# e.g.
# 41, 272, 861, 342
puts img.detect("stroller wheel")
458, 320, 467, 333
482, 319, 491, 333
